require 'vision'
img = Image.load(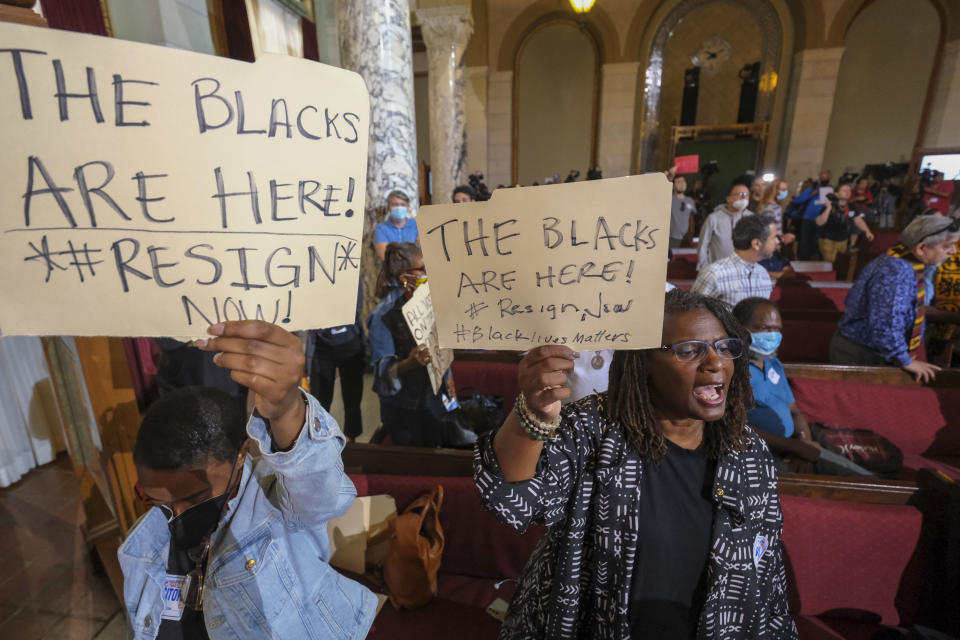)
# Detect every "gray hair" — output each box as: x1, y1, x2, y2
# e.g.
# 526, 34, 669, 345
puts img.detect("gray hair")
919, 229, 960, 248
386, 190, 409, 205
